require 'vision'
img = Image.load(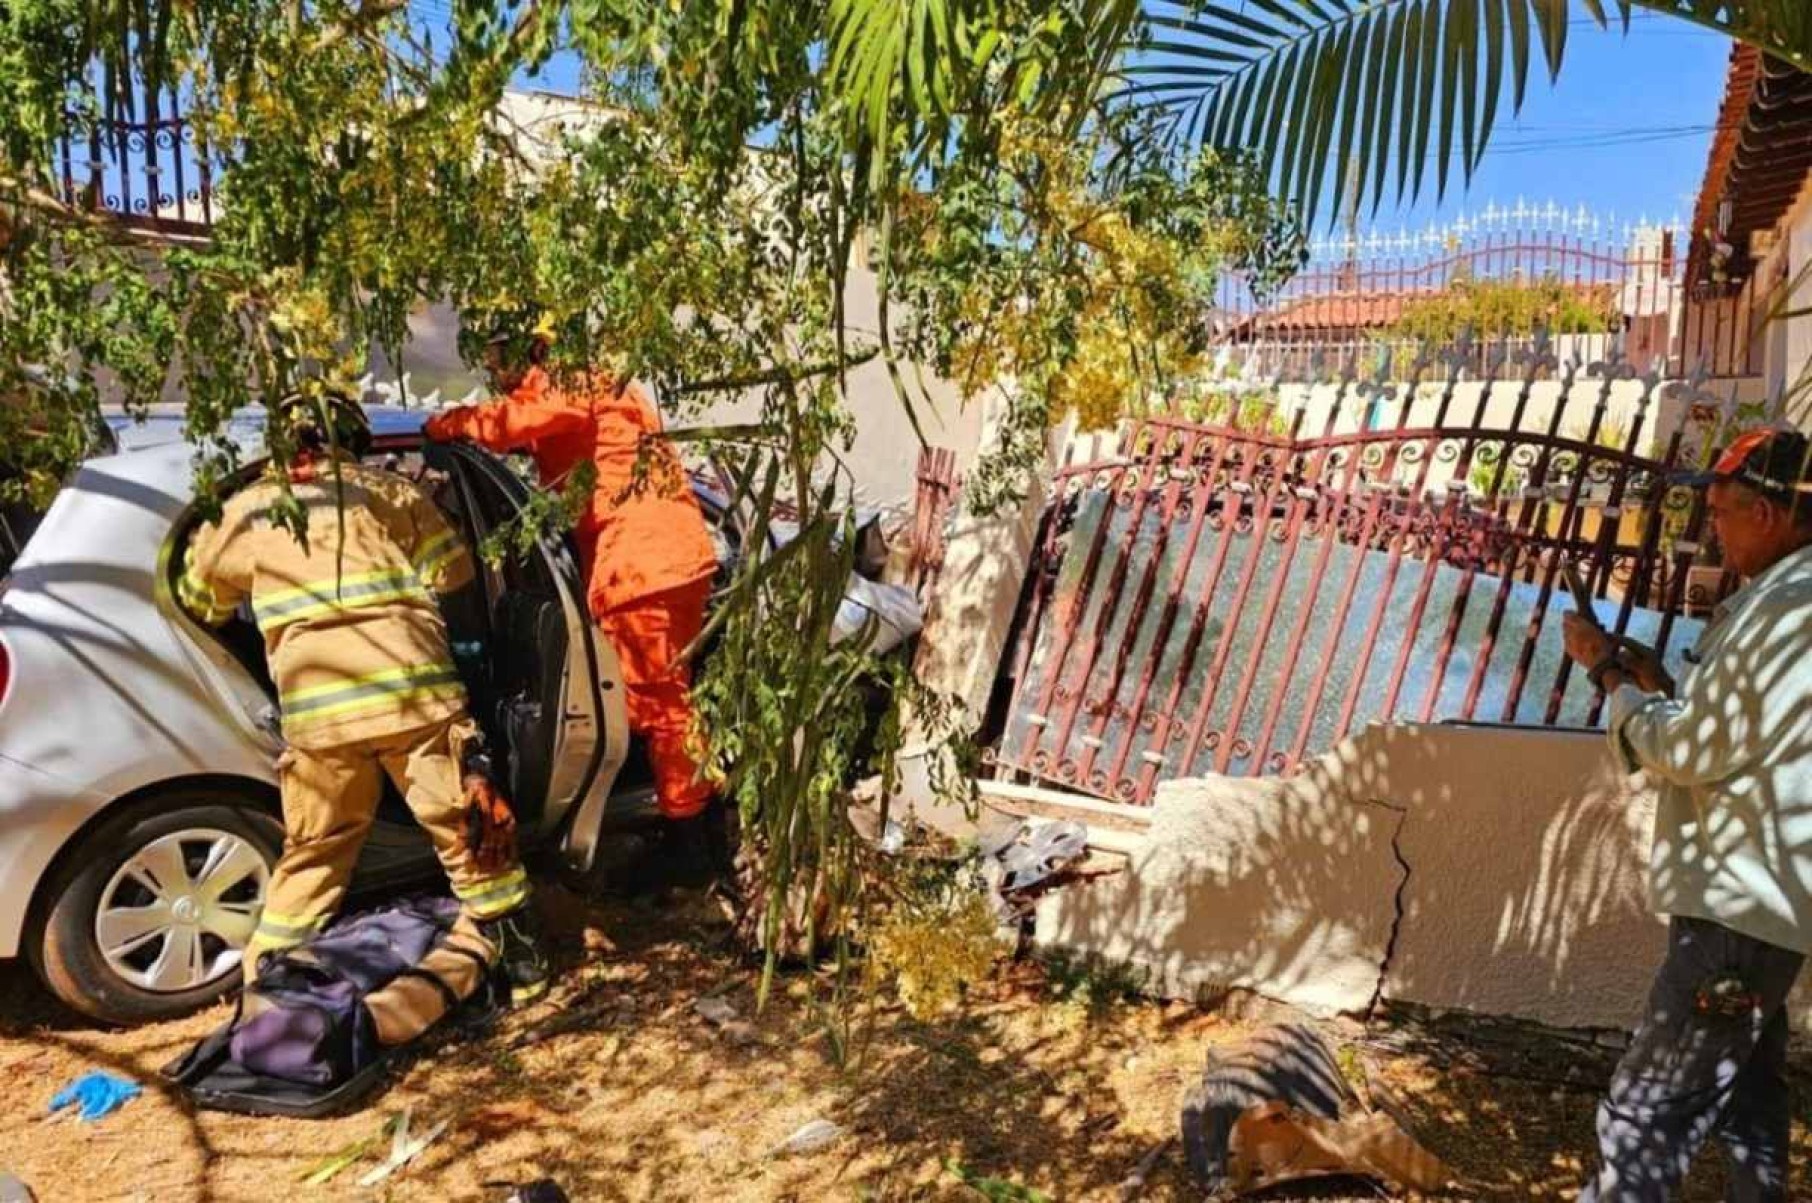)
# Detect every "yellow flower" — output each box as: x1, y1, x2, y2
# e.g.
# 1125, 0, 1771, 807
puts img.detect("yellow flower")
869, 889, 1004, 1021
